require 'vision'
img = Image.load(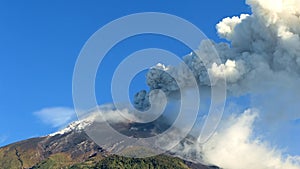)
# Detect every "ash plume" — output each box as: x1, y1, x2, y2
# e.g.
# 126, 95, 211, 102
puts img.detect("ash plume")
135, 0, 300, 106
132, 0, 300, 168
